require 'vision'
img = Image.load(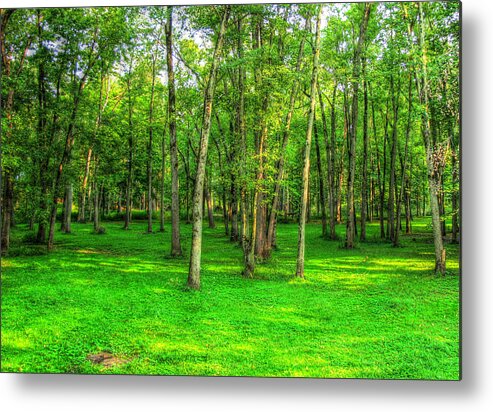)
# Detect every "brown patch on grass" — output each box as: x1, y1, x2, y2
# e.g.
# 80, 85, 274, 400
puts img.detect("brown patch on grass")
86, 352, 128, 368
